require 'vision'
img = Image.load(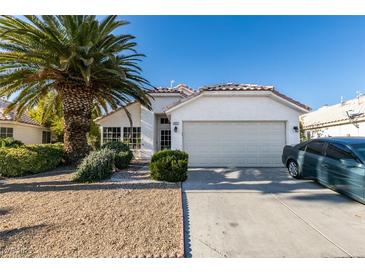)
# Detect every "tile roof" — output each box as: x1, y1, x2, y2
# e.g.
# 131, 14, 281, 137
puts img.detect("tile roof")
271, 90, 311, 111
0, 99, 41, 126
165, 83, 310, 112
200, 83, 275, 92
146, 84, 194, 97
301, 95, 365, 129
